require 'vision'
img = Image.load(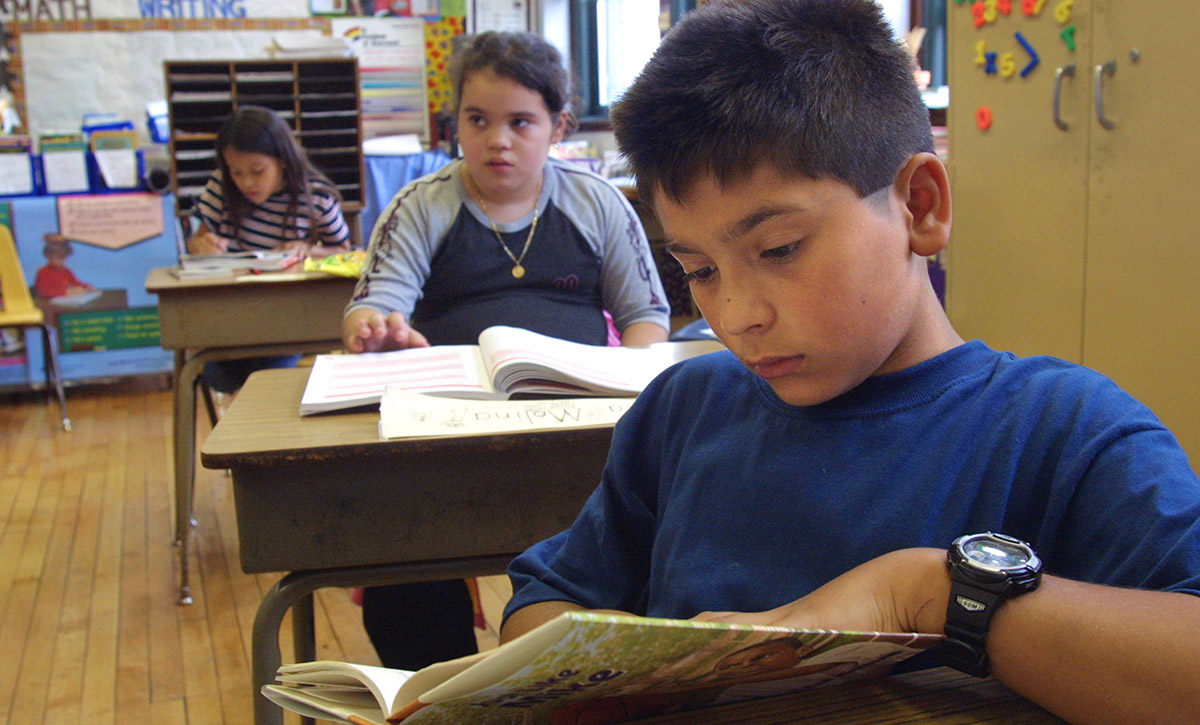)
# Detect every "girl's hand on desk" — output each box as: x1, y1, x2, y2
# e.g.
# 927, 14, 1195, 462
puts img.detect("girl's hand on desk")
280, 240, 314, 259
305, 241, 351, 260
343, 308, 430, 353
187, 227, 231, 255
